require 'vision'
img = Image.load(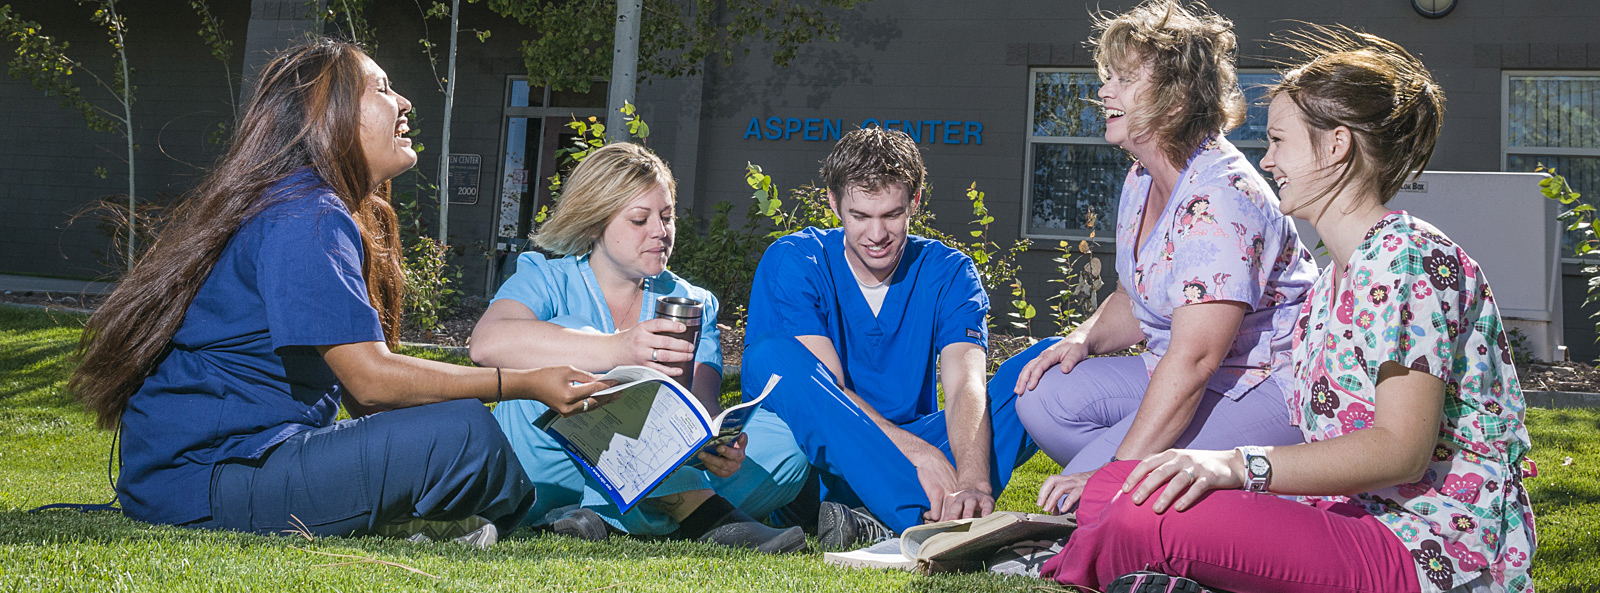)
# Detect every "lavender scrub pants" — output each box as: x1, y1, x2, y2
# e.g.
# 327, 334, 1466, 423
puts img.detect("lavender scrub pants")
1016, 344, 1302, 484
